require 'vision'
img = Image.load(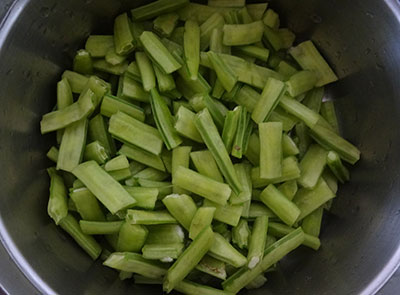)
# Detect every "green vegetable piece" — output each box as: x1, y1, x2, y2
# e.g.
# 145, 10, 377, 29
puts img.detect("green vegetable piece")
327, 150, 350, 183
47, 146, 59, 163
73, 49, 93, 75
100, 94, 145, 122
286, 70, 317, 97
232, 219, 250, 249
259, 122, 283, 179
263, 26, 283, 51
277, 180, 298, 201
137, 179, 173, 198
268, 222, 320, 250
70, 188, 105, 221
200, 13, 225, 50
126, 209, 177, 225
207, 51, 237, 92
83, 141, 110, 165
230, 163, 252, 205
298, 144, 328, 189
194, 109, 242, 195
303, 87, 324, 113
184, 19, 201, 80
136, 51, 156, 92
234, 45, 270, 62
293, 177, 335, 221
222, 228, 304, 293
72, 161, 136, 214
150, 88, 183, 150
247, 216, 268, 269
105, 47, 127, 66
209, 232, 247, 268
175, 280, 234, 295
57, 78, 73, 111
190, 150, 224, 182
195, 255, 227, 280
105, 155, 129, 172
85, 35, 114, 58
172, 166, 231, 205
262, 9, 280, 29
320, 100, 340, 133
310, 119, 360, 164
174, 106, 204, 143
154, 13, 179, 37
246, 3, 268, 21
268, 106, 299, 132
140, 31, 182, 74
93, 59, 129, 75
153, 63, 176, 93
244, 132, 260, 165
120, 75, 150, 103
61, 70, 89, 93
231, 106, 250, 159
260, 184, 301, 226
210, 27, 231, 54
119, 271, 132, 281
279, 28, 295, 49
276, 60, 298, 80
108, 167, 132, 182
163, 194, 197, 230
40, 88, 95, 134
131, 0, 189, 21
208, 0, 244, 7
142, 243, 184, 261
47, 169, 68, 225
252, 77, 286, 124
189, 207, 216, 240
221, 109, 241, 153
114, 13, 135, 55
222, 21, 264, 46
171, 146, 192, 194
88, 114, 117, 156
57, 119, 88, 172
289, 40, 338, 87
248, 202, 276, 219
124, 186, 159, 210
252, 156, 301, 188
301, 206, 324, 237
282, 133, 300, 156
134, 167, 169, 181
203, 200, 243, 227
80, 220, 123, 235
117, 222, 148, 252
104, 252, 167, 279
146, 224, 185, 244
164, 226, 214, 293
59, 214, 102, 260
109, 111, 163, 156
126, 61, 142, 82
279, 94, 320, 129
